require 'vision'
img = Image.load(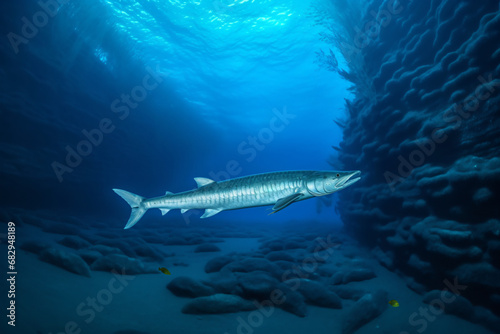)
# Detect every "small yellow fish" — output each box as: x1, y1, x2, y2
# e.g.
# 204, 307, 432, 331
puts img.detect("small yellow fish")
159, 267, 171, 275
388, 300, 399, 307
